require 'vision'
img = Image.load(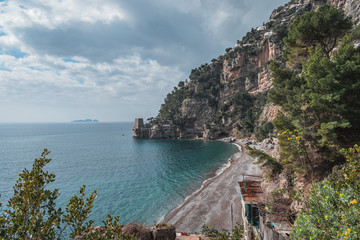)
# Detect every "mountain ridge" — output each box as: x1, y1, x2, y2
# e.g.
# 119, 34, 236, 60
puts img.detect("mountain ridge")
133, 0, 360, 140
